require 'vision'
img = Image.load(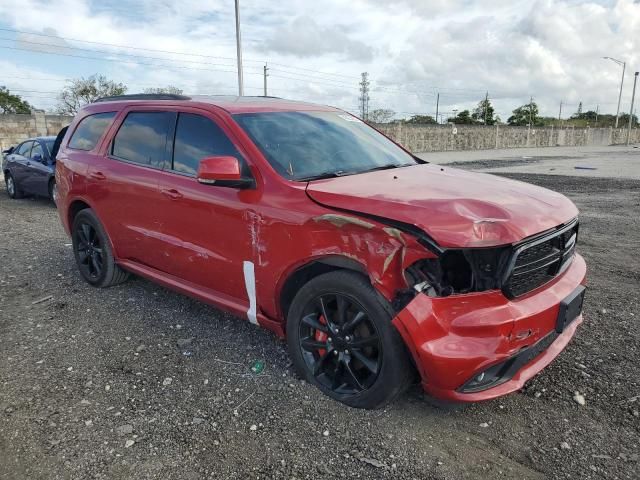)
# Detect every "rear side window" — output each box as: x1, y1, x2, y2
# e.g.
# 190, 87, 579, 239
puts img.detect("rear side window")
172, 113, 240, 175
69, 112, 116, 151
16, 141, 32, 156
112, 112, 174, 168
